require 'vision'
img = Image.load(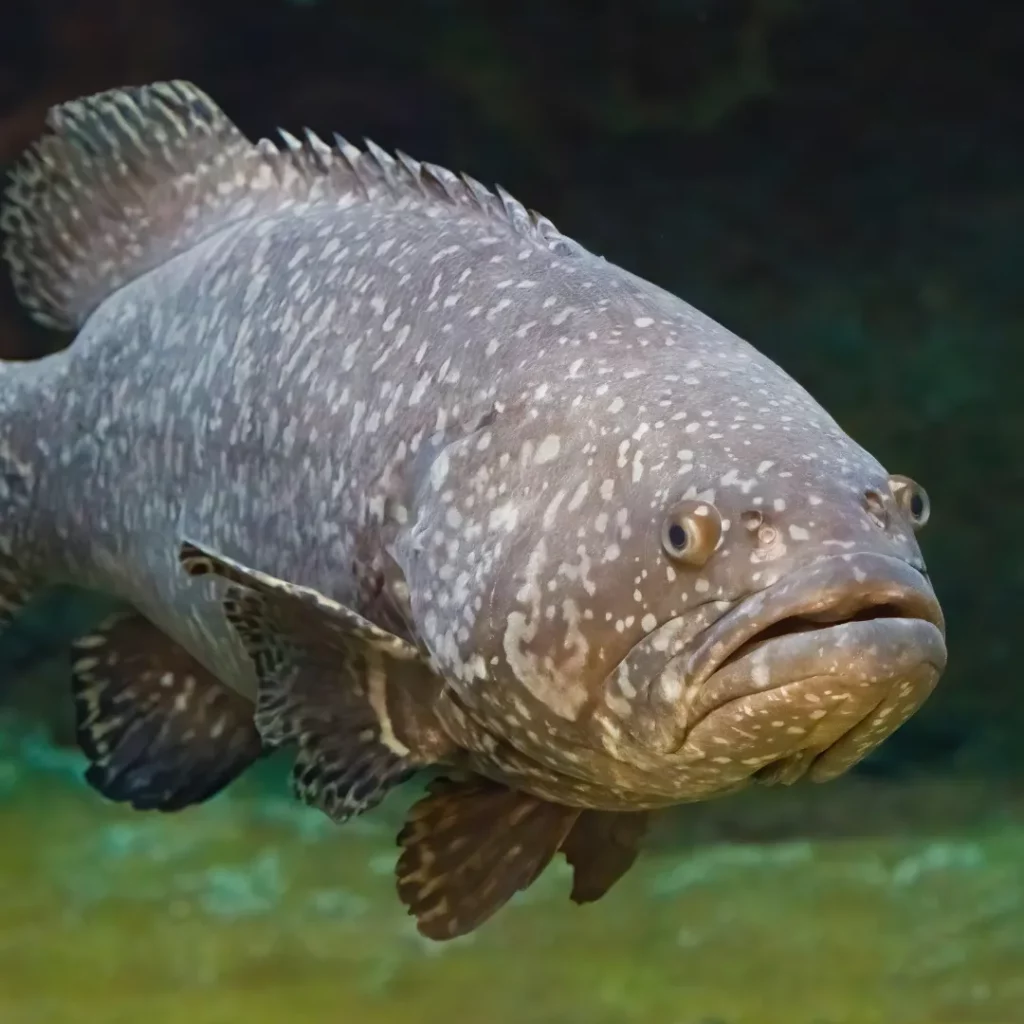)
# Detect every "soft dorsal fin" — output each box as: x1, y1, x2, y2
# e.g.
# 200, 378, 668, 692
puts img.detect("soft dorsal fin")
1, 80, 578, 331
2, 82, 257, 330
